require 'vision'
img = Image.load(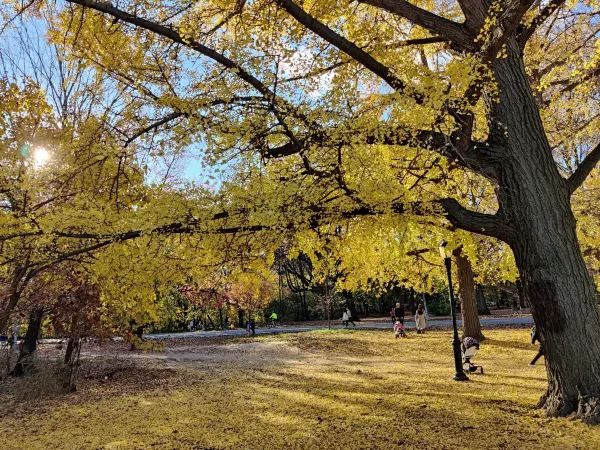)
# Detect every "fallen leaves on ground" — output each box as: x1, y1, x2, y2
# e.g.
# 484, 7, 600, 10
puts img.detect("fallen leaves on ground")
1, 328, 599, 449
